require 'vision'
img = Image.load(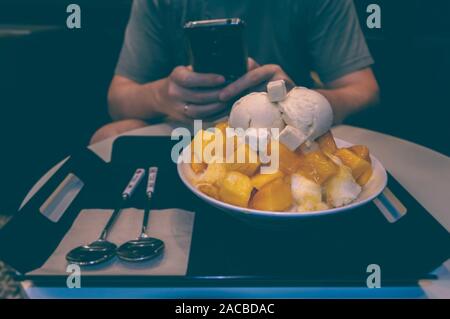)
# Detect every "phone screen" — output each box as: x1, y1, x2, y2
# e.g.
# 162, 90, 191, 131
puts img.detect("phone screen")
184, 18, 248, 83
